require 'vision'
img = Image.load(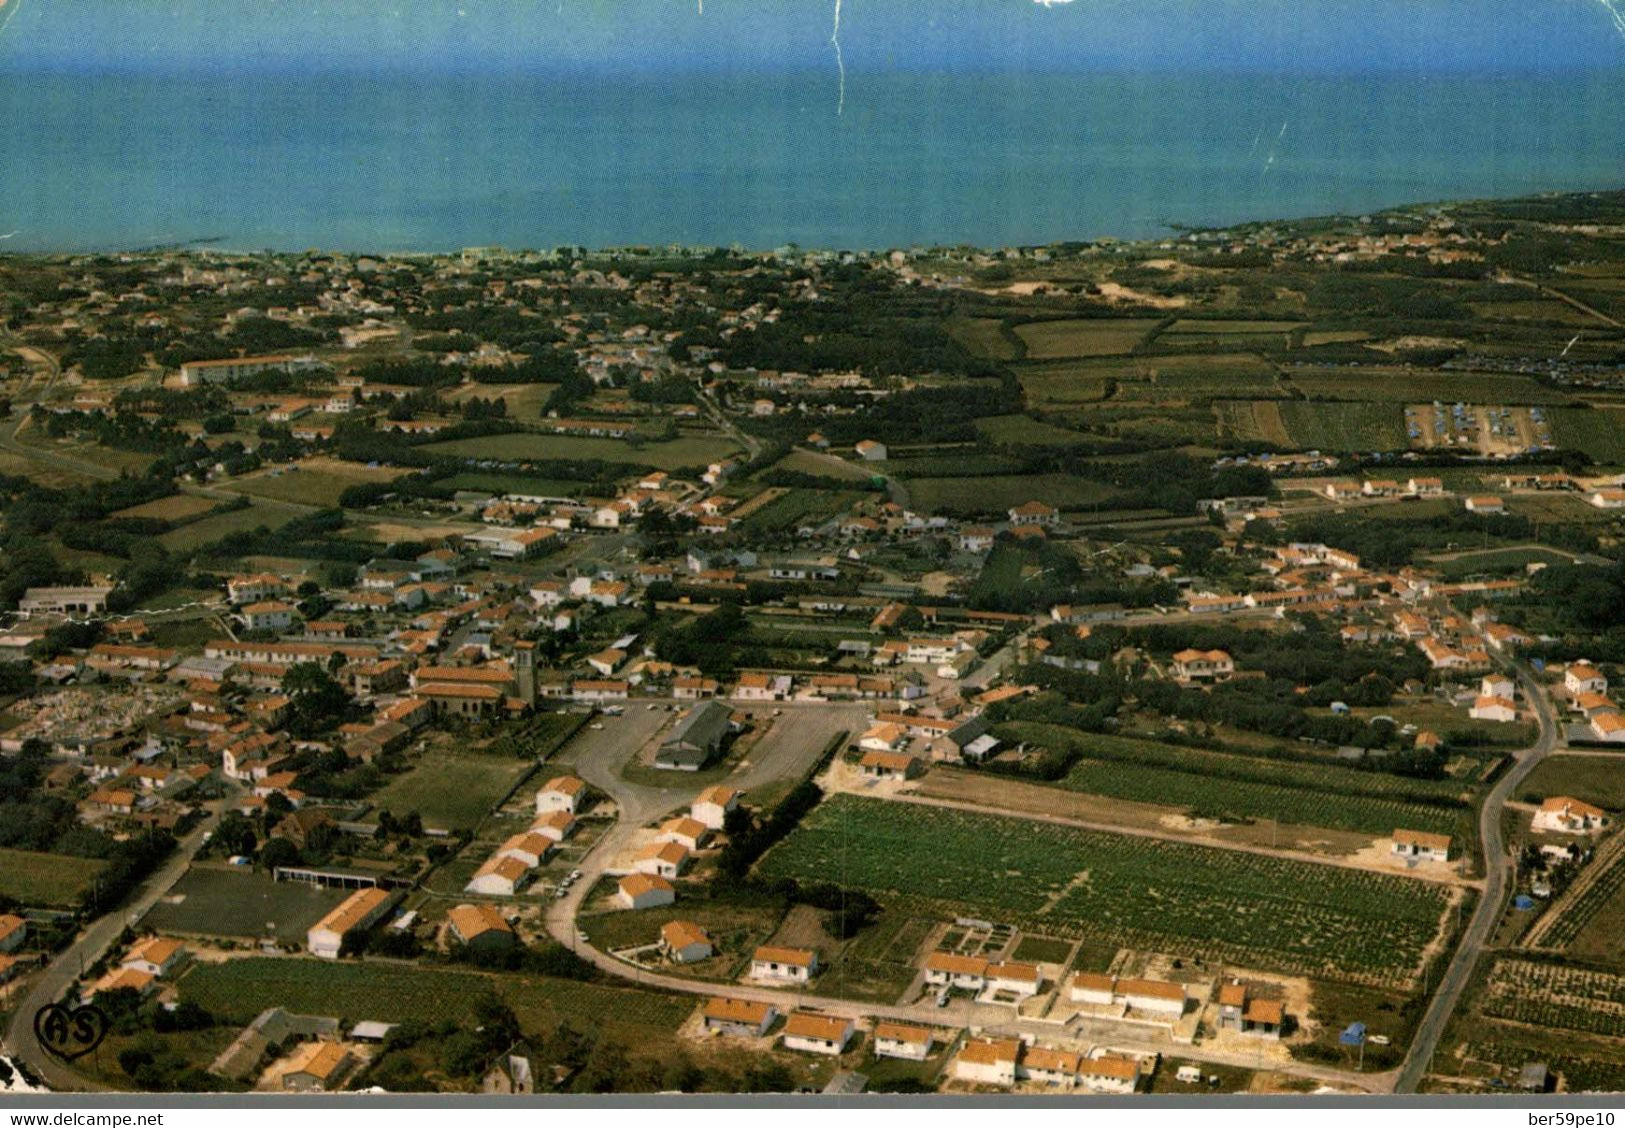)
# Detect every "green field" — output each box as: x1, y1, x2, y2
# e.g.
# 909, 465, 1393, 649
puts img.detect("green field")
948, 317, 1020, 361
1278, 401, 1408, 452
422, 431, 740, 470
111, 493, 219, 522
1290, 368, 1572, 405
1550, 407, 1625, 464
177, 958, 691, 1042
1519, 757, 1625, 811
1014, 318, 1162, 359
1058, 758, 1464, 837
158, 501, 299, 551
1165, 319, 1301, 336
1004, 724, 1468, 803
736, 487, 863, 535
1018, 363, 1117, 406
369, 753, 539, 831
1428, 545, 1584, 580
906, 473, 1121, 516
758, 794, 1451, 984
0, 847, 105, 908
974, 414, 1092, 446
142, 868, 349, 940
